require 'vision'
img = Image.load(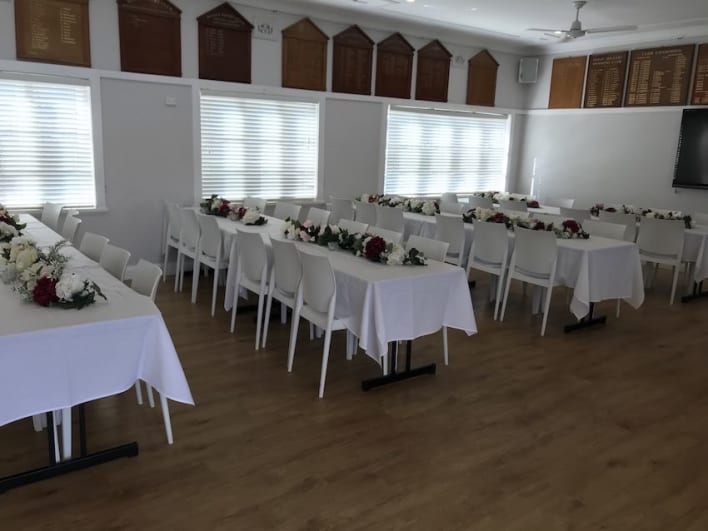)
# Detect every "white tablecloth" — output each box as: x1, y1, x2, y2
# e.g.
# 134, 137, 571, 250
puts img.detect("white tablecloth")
0, 215, 194, 427
217, 216, 477, 361
683, 227, 708, 283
